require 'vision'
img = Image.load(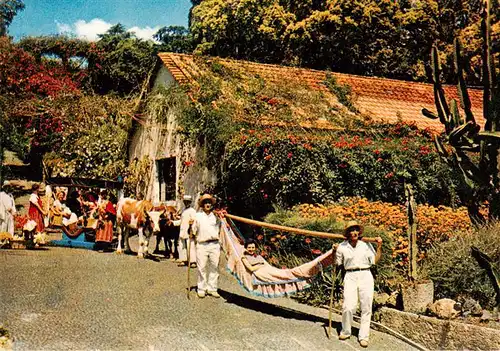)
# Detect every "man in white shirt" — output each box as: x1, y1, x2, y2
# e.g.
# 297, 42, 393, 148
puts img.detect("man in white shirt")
335, 220, 382, 348
0, 181, 17, 235
176, 195, 197, 267
192, 194, 221, 298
